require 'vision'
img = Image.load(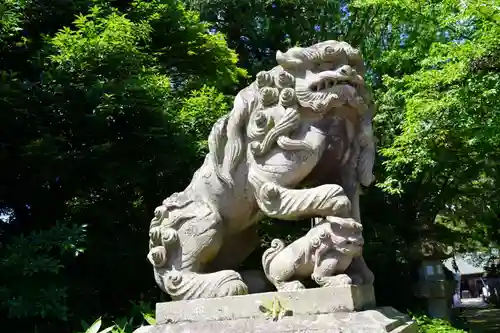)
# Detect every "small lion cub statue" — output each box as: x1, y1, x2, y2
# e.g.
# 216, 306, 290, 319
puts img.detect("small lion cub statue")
262, 216, 369, 292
